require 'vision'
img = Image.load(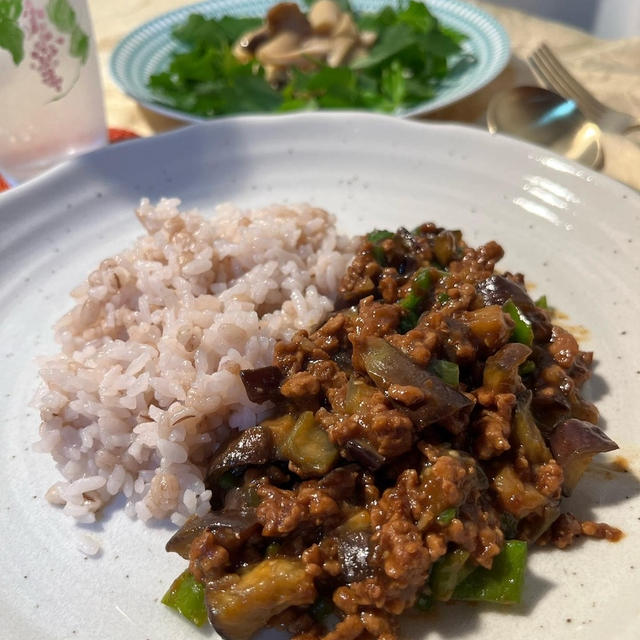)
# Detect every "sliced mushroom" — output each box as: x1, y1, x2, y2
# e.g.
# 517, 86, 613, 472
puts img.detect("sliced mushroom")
255, 31, 302, 66
332, 12, 358, 38
327, 36, 356, 68
233, 26, 270, 63
309, 0, 342, 35
266, 2, 311, 37
266, 37, 335, 69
